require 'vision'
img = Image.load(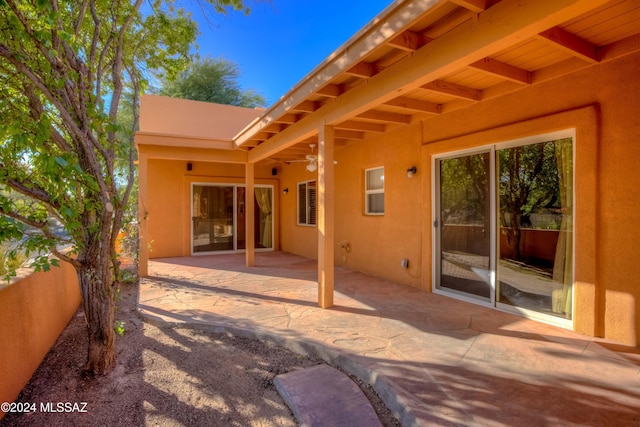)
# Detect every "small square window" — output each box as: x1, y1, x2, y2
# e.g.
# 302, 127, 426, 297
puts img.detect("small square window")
297, 180, 316, 226
365, 167, 384, 215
